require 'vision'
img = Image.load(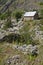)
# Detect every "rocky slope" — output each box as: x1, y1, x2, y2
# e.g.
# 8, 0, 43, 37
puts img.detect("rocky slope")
0, 0, 43, 13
